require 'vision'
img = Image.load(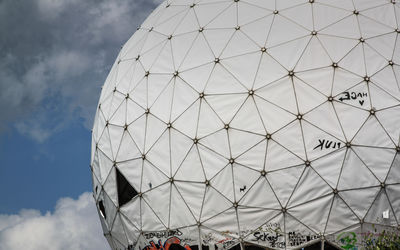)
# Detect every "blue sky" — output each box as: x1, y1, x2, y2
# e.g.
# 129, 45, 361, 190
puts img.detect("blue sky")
0, 0, 160, 248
